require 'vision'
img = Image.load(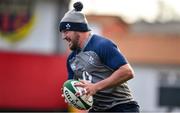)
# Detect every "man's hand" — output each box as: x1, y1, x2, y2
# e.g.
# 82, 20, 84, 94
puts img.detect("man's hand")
74, 80, 98, 101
